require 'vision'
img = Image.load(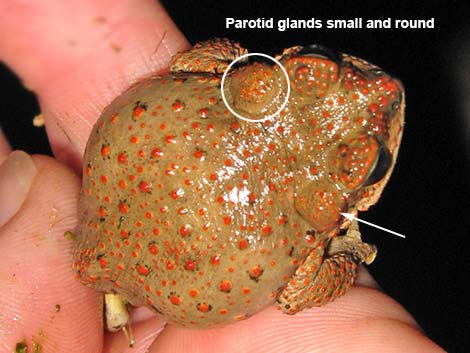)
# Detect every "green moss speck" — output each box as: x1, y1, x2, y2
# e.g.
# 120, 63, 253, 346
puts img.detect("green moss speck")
14, 340, 28, 353
63, 231, 76, 241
